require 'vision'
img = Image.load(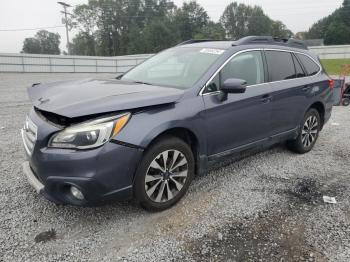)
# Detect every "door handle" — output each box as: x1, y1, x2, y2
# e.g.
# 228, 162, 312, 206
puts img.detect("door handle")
260, 94, 272, 103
